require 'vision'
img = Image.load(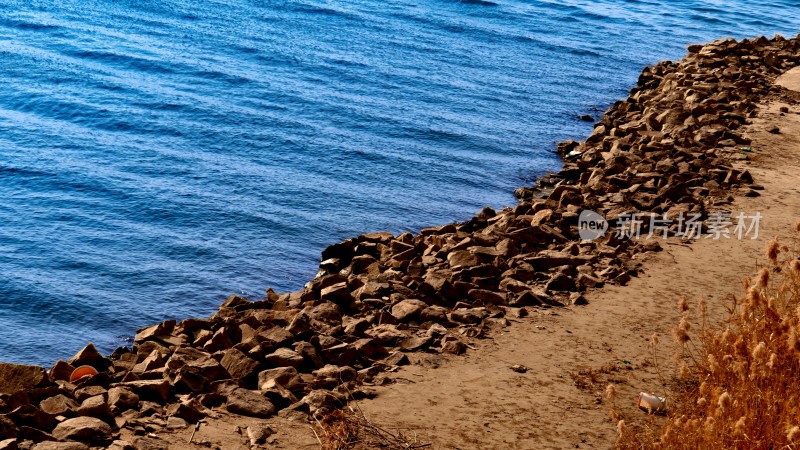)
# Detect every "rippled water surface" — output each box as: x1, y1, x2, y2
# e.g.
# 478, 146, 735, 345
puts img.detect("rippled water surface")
1, 0, 798, 365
